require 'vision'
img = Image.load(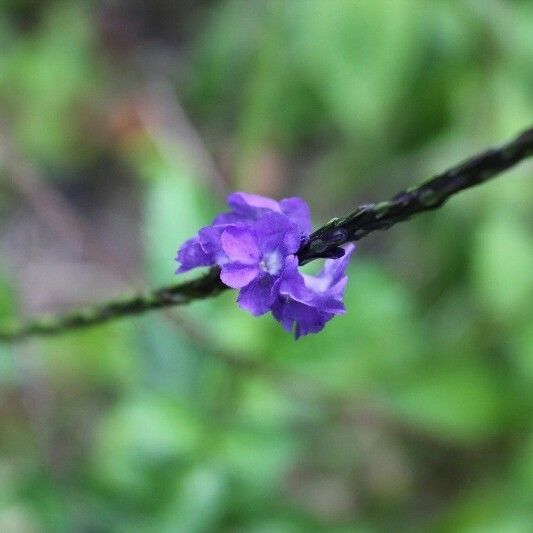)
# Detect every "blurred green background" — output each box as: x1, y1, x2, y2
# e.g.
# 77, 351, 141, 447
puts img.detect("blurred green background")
0, 1, 532, 531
